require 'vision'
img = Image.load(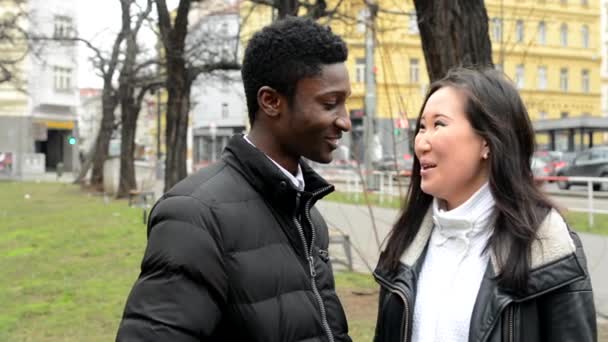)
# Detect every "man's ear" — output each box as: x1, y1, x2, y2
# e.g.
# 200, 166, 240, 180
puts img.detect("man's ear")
257, 86, 282, 118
